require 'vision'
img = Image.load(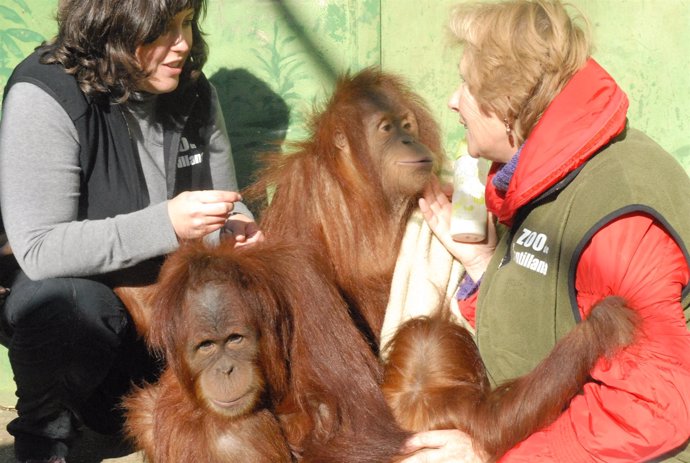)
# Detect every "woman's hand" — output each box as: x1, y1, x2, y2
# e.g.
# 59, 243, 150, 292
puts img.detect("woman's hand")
419, 175, 497, 281
398, 429, 487, 463
222, 213, 264, 247
167, 190, 242, 240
